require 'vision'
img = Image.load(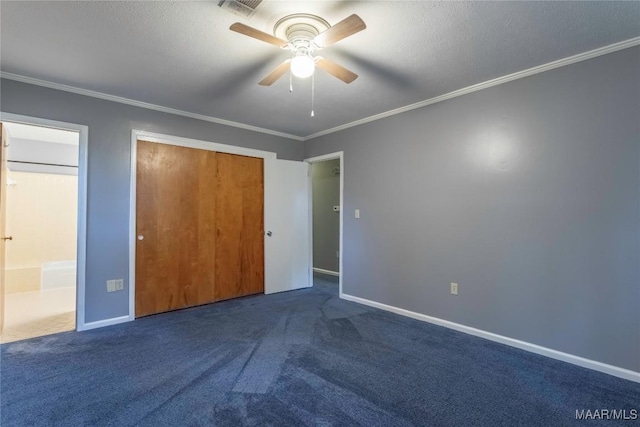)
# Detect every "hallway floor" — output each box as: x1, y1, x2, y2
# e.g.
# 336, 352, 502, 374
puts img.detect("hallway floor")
1, 287, 75, 343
